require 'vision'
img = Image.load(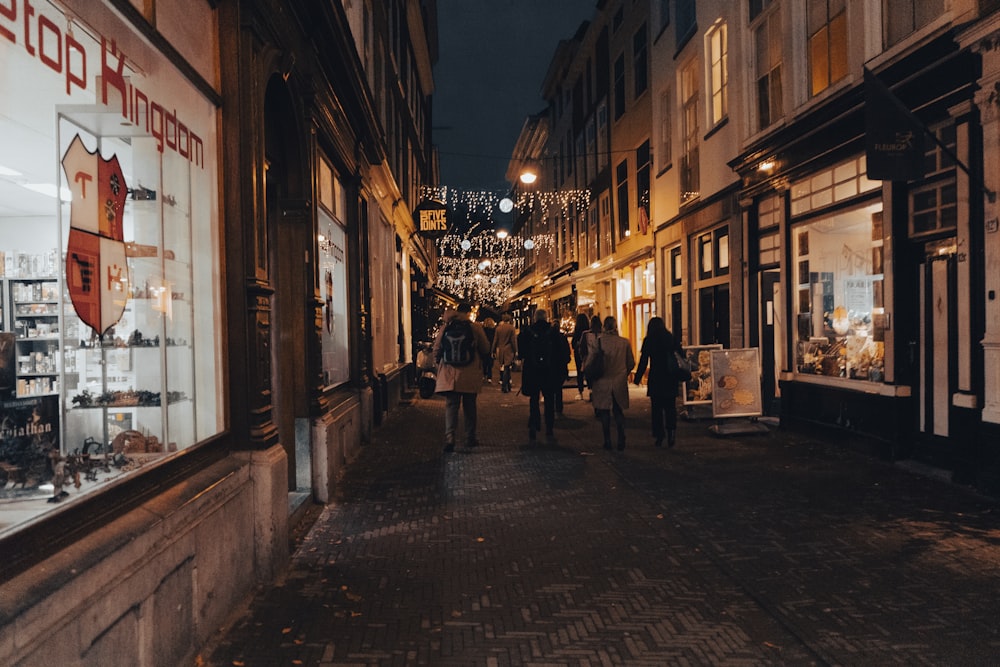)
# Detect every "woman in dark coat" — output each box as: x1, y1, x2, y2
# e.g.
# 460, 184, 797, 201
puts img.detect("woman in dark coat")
570, 313, 591, 401
633, 316, 685, 448
517, 309, 571, 443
